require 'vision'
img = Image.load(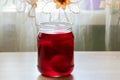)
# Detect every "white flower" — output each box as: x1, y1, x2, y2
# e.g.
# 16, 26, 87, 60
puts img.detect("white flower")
36, 0, 80, 22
